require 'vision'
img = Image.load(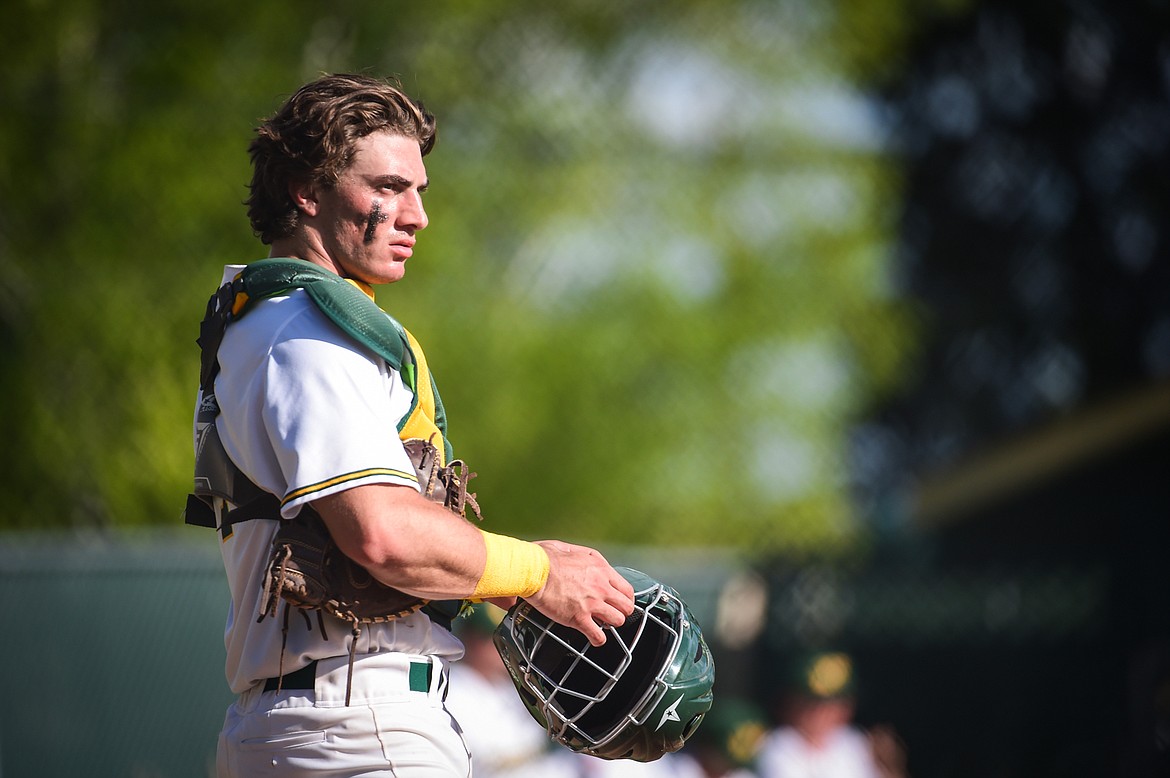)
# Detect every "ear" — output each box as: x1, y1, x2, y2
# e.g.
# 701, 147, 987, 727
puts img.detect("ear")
288, 179, 320, 217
